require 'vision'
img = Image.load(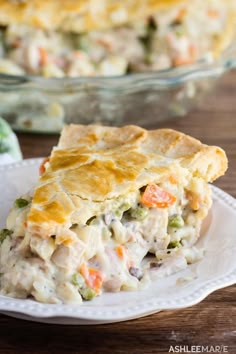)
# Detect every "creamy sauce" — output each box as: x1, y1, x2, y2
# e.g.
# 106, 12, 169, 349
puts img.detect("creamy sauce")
0, 177, 211, 304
